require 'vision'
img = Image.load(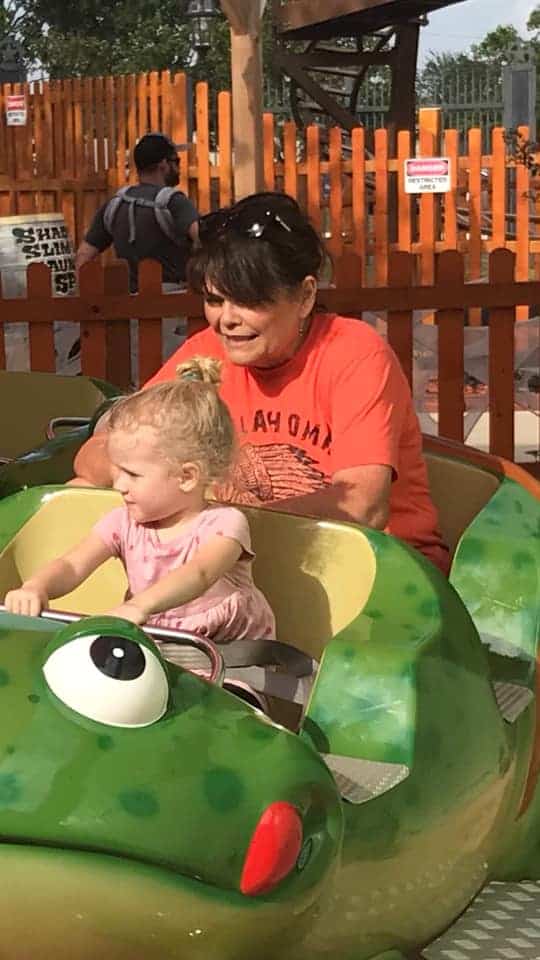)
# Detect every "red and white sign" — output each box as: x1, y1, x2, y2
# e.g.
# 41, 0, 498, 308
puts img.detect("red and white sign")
404, 157, 450, 194
6, 94, 27, 126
